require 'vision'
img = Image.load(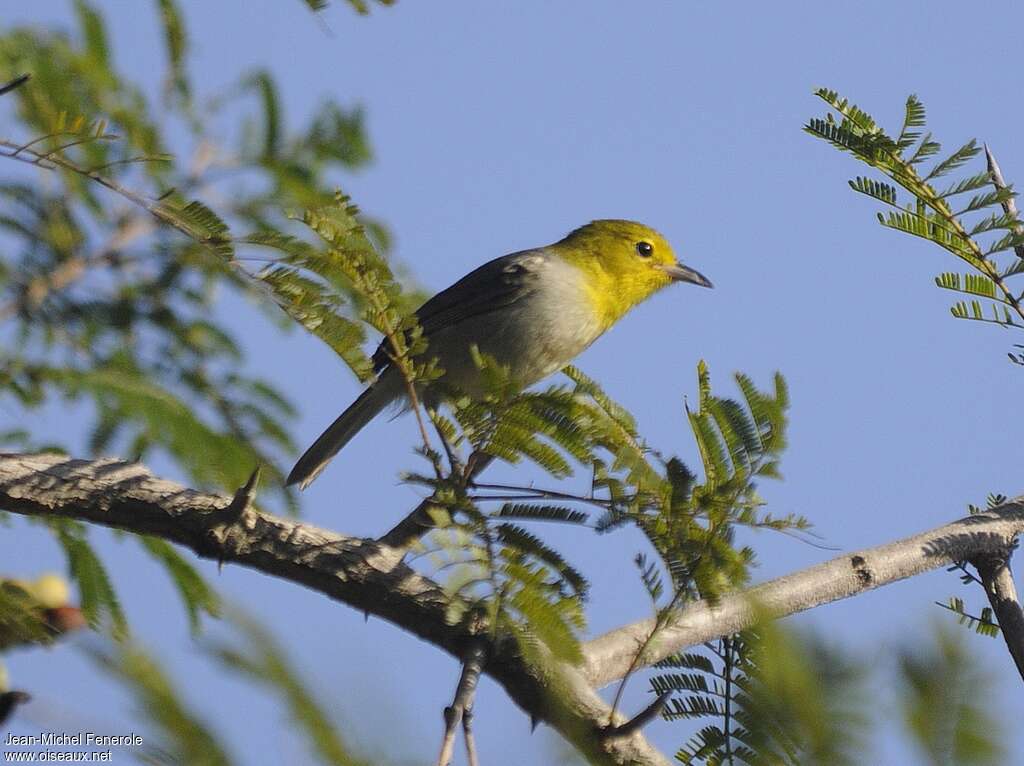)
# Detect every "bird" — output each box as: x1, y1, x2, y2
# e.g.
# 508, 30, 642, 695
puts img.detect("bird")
286, 219, 712, 489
